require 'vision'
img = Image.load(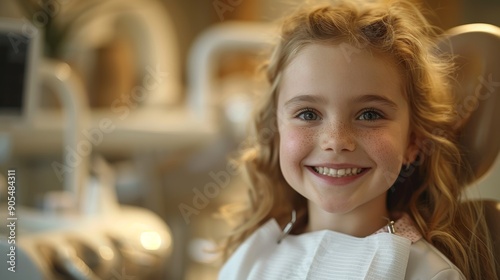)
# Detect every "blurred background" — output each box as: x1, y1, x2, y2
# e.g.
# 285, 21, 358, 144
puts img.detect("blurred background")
0, 0, 499, 279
